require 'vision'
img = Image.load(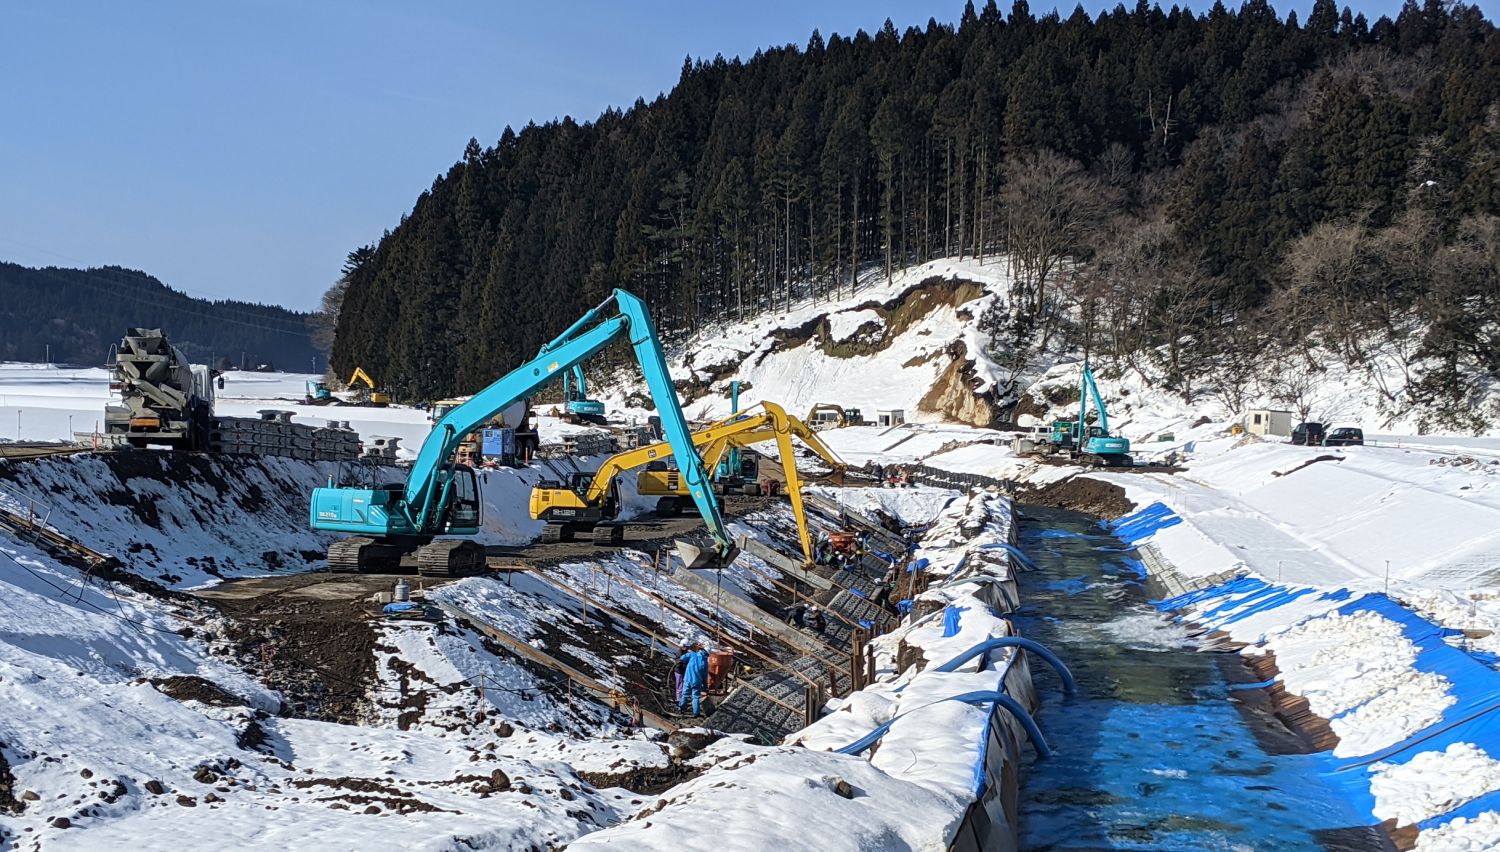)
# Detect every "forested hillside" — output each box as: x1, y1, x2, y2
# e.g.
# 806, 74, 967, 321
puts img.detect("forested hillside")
332, 0, 1499, 428
0, 263, 320, 370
